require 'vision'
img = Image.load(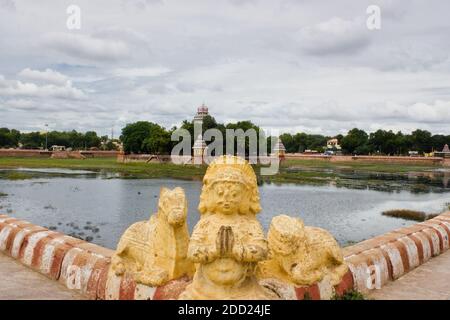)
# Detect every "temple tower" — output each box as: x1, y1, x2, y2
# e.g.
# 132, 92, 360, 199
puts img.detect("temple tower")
272, 138, 286, 159
193, 104, 209, 164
